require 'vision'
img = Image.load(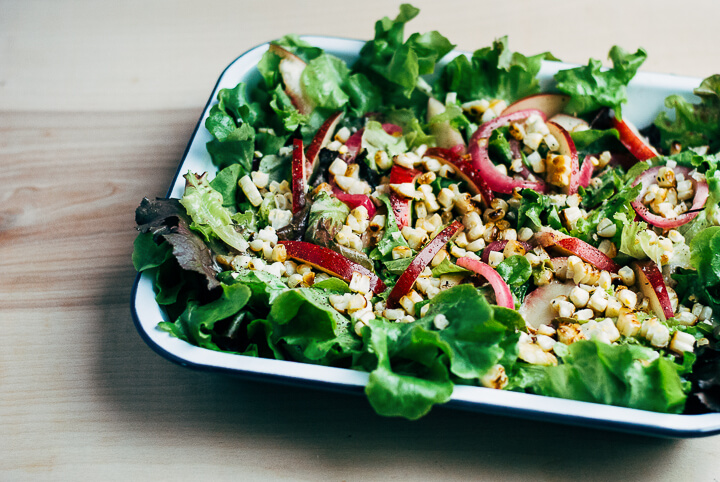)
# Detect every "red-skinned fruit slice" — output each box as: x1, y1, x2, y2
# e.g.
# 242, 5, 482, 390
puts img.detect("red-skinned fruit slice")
268, 44, 315, 115
535, 228, 620, 273
331, 185, 377, 218
455, 257, 514, 309
469, 109, 549, 194
427, 97, 466, 150
502, 94, 570, 118
548, 113, 589, 133
631, 165, 709, 229
389, 165, 421, 230
633, 260, 674, 322
305, 111, 344, 178
291, 138, 307, 214
611, 116, 659, 162
546, 121, 580, 195
280, 240, 386, 294
518, 281, 575, 329
424, 147, 494, 207
386, 221, 464, 308
578, 156, 595, 188
480, 240, 532, 264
